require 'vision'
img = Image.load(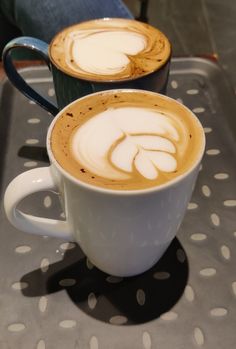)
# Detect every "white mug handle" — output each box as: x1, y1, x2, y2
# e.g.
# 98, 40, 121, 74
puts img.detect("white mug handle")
4, 167, 74, 241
